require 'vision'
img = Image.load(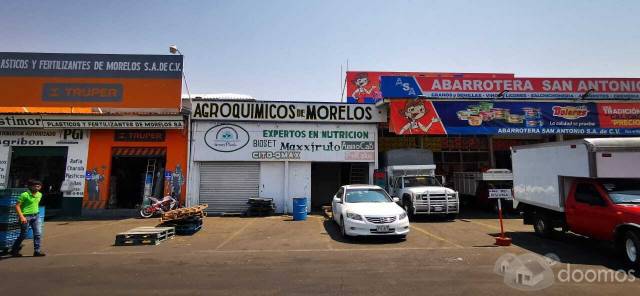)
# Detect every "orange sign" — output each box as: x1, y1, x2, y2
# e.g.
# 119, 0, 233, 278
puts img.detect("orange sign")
0, 52, 183, 109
